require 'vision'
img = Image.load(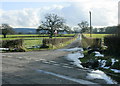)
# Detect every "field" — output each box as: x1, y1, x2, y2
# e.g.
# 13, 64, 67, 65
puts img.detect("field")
0, 34, 75, 50
0, 34, 75, 39
0, 34, 111, 50
83, 34, 111, 38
